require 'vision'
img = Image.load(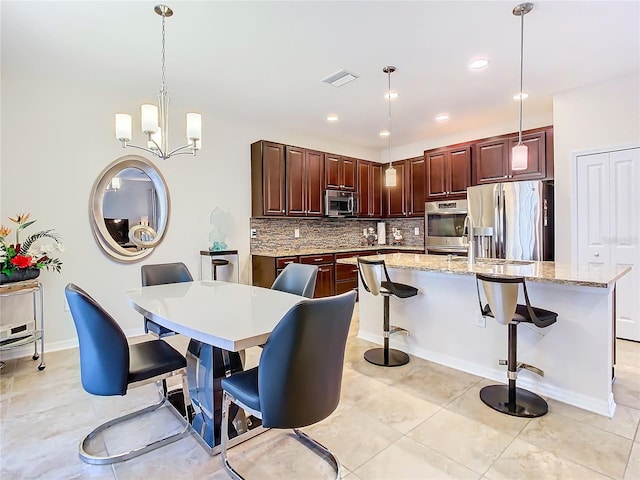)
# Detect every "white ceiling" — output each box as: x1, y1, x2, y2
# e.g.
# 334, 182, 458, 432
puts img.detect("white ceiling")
3, 1, 639, 150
